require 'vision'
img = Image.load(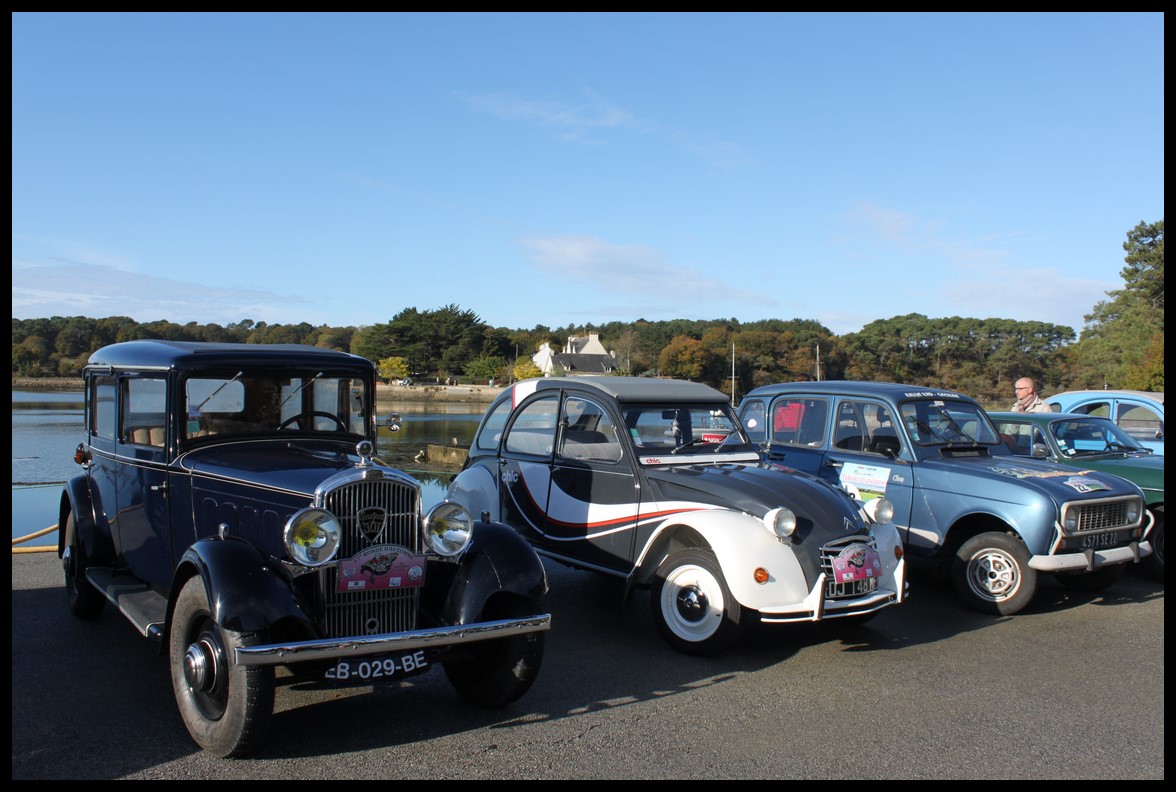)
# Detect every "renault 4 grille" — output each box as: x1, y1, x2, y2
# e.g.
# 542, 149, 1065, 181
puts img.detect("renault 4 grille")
317, 477, 423, 638
1061, 496, 1140, 534
820, 535, 880, 599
